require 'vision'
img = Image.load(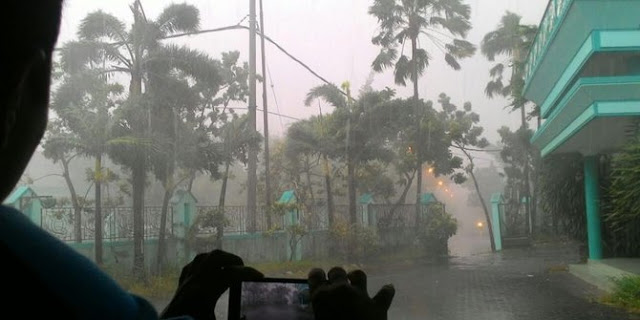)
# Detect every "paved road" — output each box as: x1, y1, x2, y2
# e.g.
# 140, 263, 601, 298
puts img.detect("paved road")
368, 235, 635, 320
166, 234, 637, 319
